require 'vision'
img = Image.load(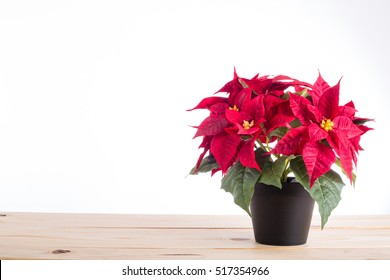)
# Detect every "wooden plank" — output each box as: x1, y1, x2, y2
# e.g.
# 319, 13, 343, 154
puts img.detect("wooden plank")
1, 212, 390, 260
0, 212, 254, 228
